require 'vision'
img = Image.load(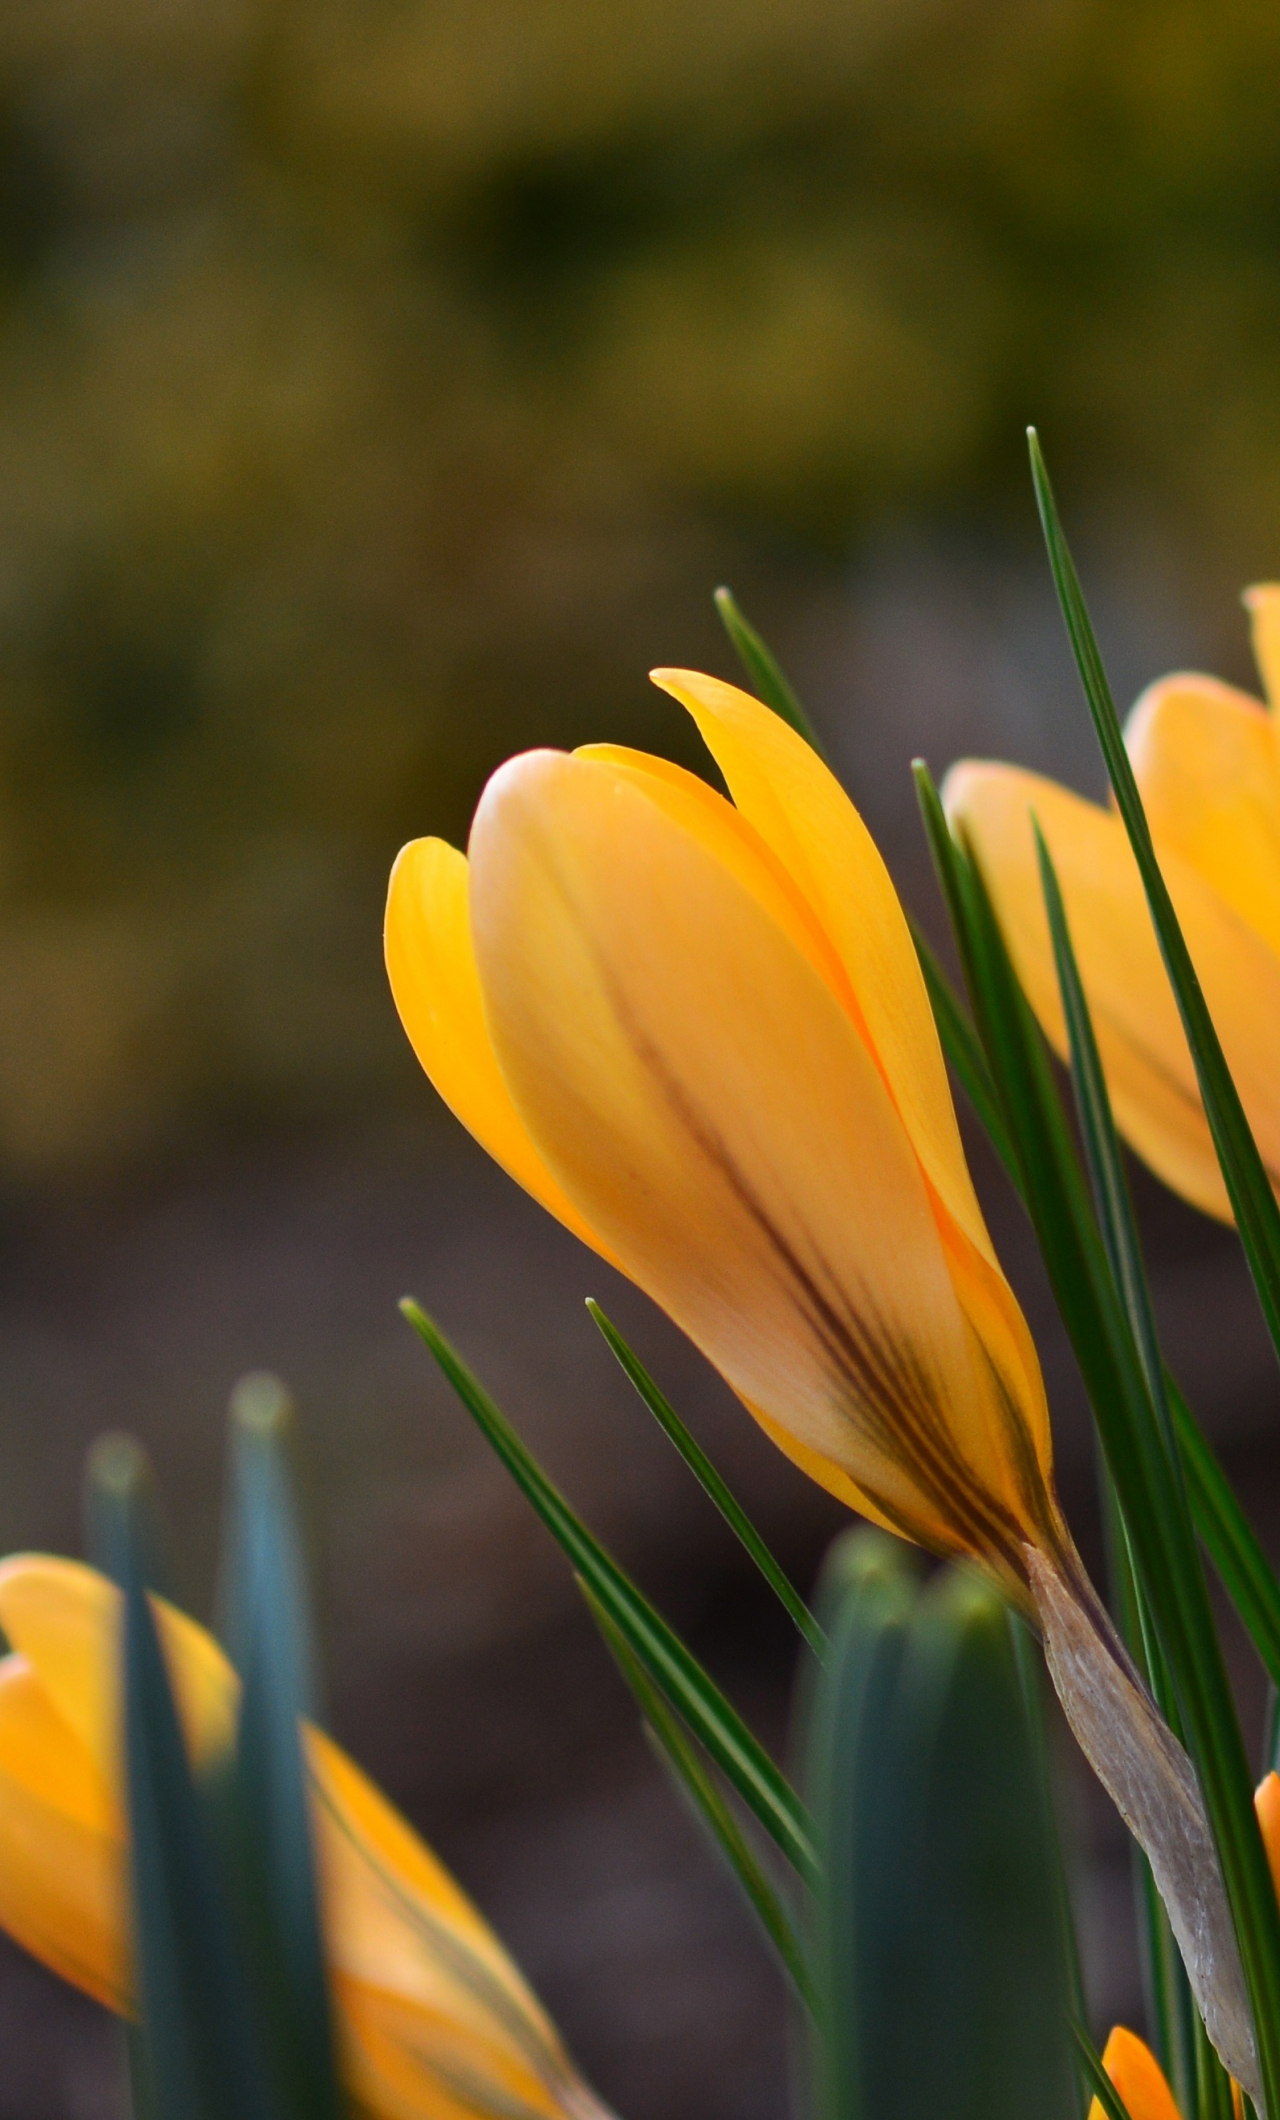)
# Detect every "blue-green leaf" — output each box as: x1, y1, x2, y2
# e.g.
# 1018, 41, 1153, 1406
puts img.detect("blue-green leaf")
217, 1375, 341, 2120
88, 1436, 276, 2120
803, 1530, 1077, 2120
